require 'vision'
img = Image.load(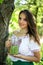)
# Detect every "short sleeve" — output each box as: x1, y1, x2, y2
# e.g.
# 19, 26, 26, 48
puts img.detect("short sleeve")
29, 40, 40, 52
